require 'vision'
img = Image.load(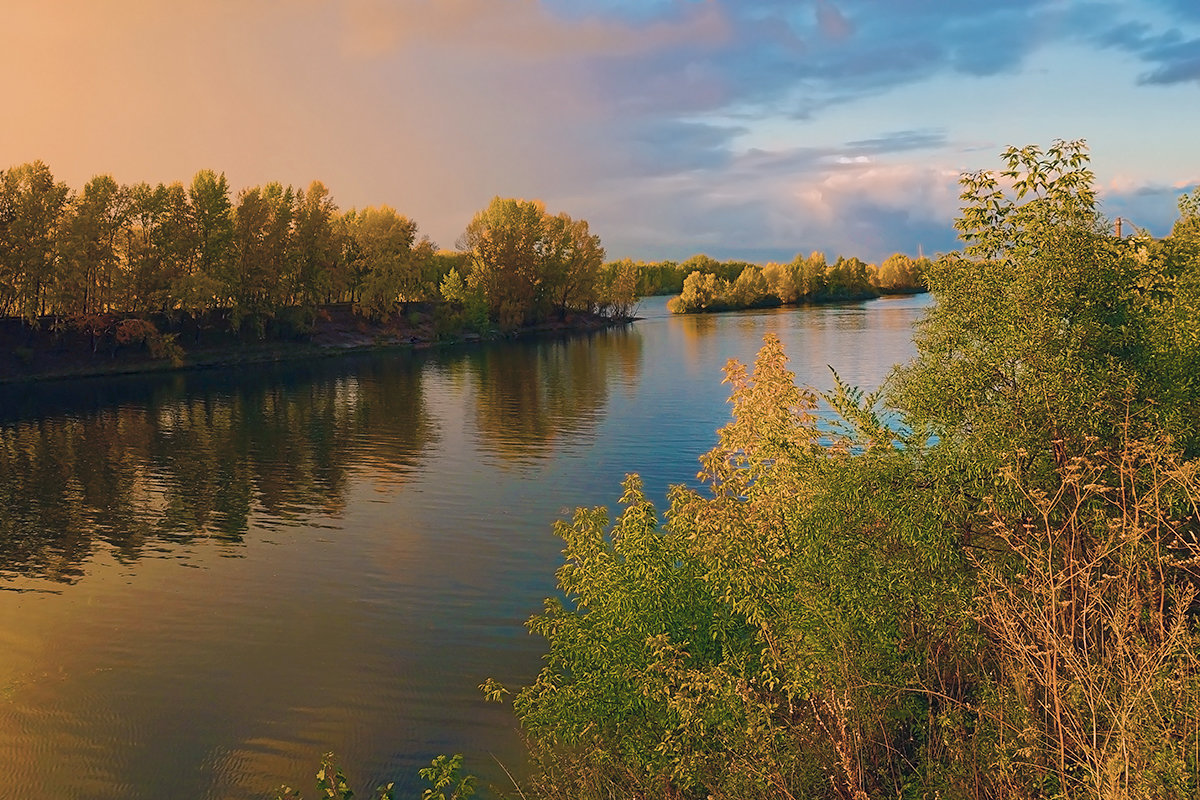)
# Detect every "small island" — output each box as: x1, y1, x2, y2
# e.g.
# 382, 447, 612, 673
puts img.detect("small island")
663, 250, 928, 313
